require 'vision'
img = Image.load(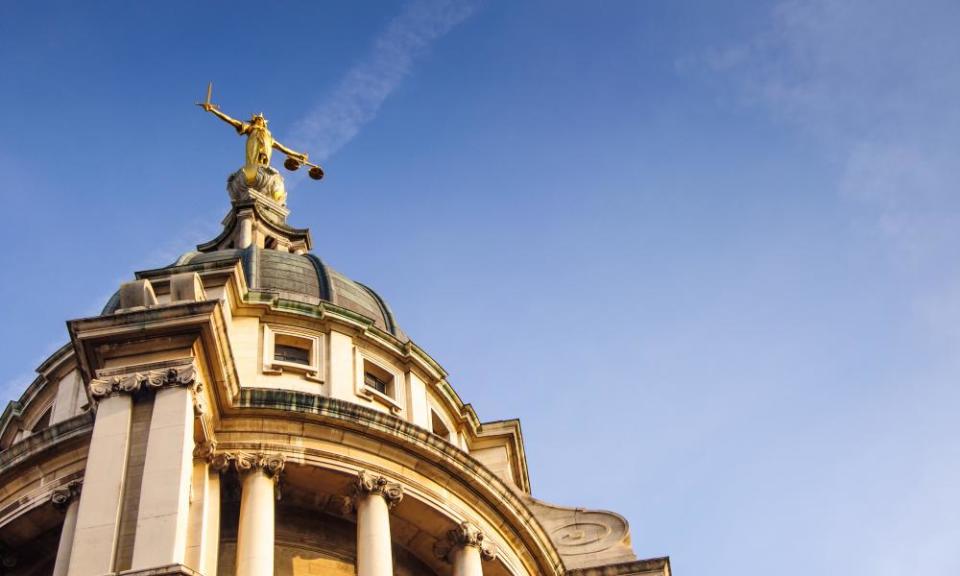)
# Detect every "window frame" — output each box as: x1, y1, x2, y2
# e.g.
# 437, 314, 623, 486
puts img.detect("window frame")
355, 349, 403, 414
262, 324, 324, 382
